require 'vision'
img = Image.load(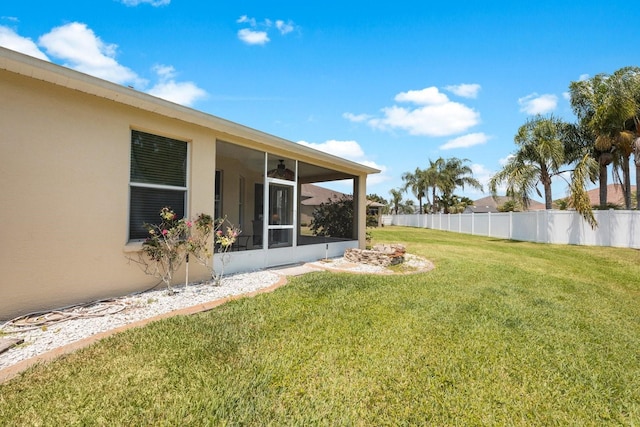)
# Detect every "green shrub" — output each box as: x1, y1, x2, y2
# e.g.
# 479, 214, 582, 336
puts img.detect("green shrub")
310, 196, 353, 238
